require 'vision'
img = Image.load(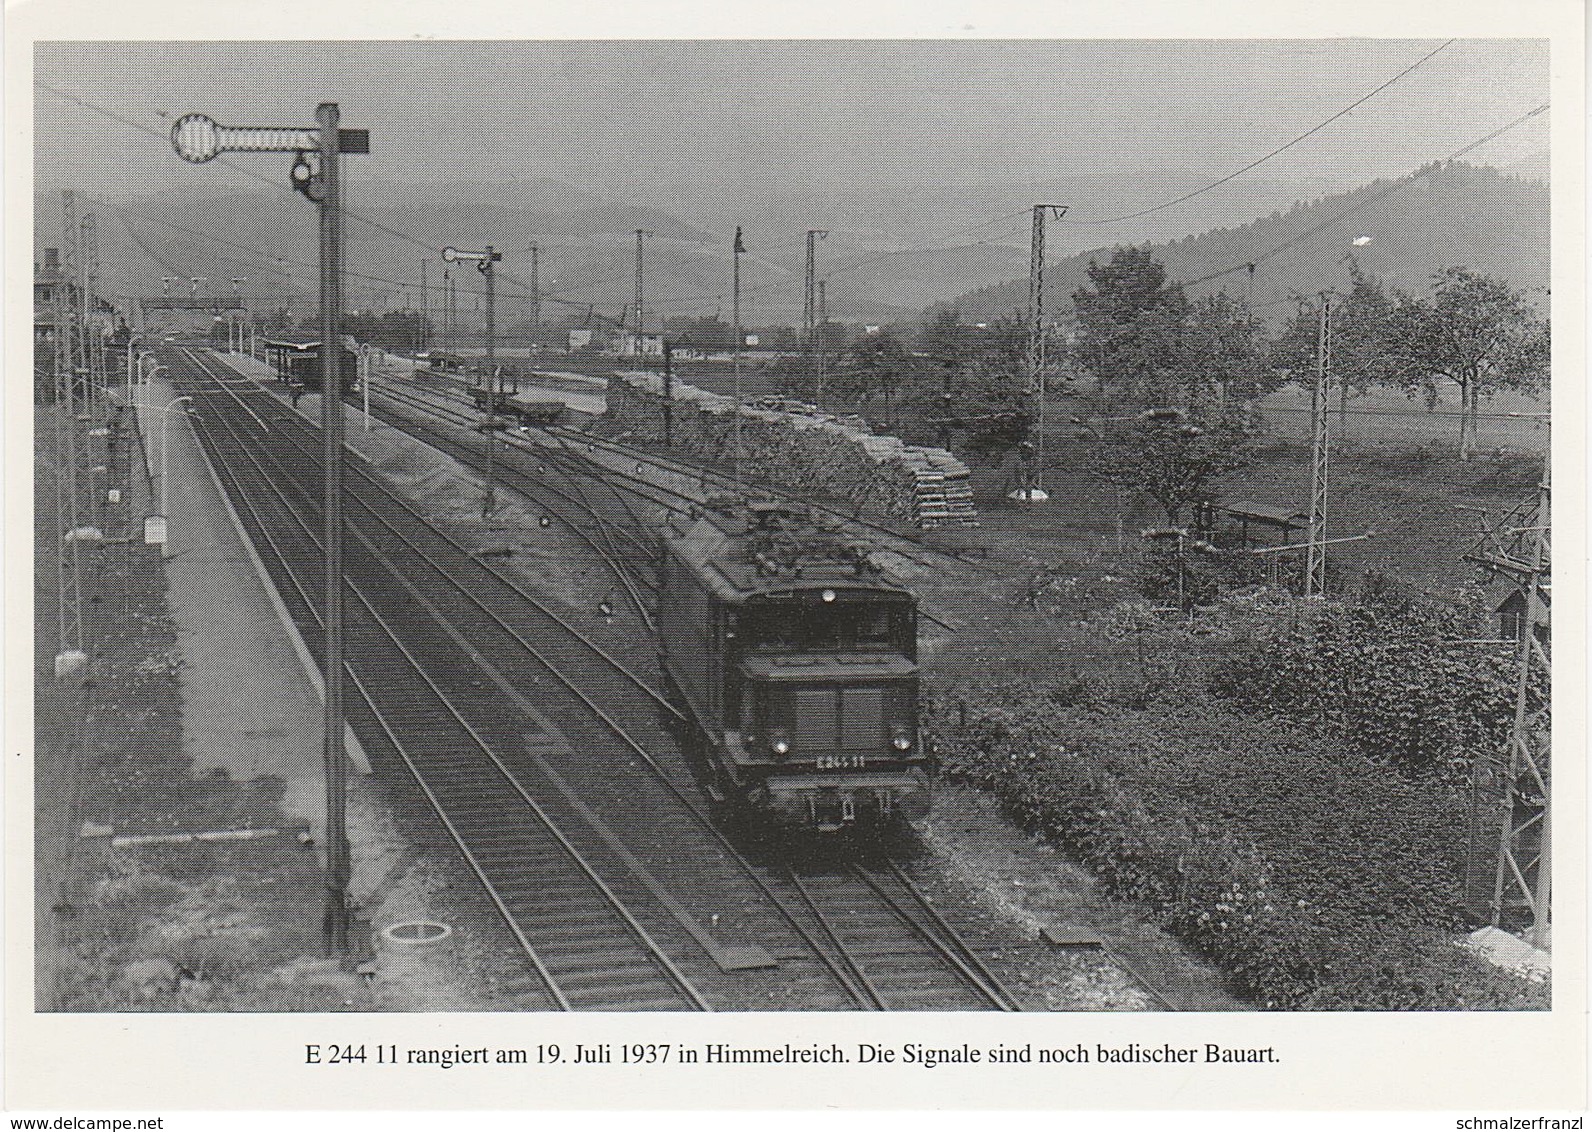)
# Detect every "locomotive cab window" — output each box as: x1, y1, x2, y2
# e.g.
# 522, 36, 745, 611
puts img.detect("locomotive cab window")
742, 600, 908, 653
